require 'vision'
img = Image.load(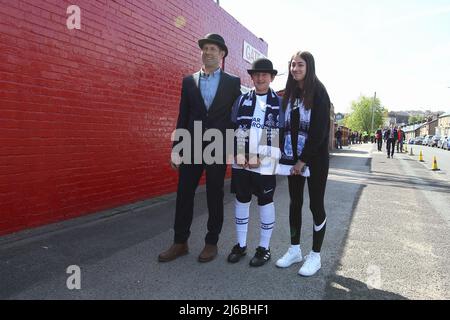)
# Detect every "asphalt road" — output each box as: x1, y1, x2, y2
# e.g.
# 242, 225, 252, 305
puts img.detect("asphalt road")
405, 143, 450, 178
1, 143, 449, 300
